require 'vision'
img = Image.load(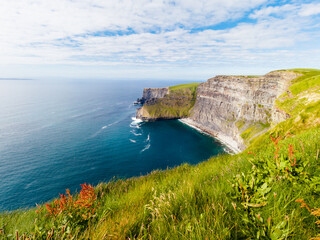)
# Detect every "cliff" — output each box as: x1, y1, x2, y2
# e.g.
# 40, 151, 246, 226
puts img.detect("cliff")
136, 83, 199, 121
188, 71, 299, 151
137, 71, 299, 152
139, 87, 169, 104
